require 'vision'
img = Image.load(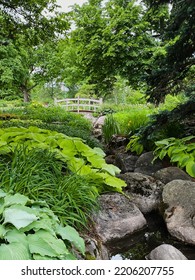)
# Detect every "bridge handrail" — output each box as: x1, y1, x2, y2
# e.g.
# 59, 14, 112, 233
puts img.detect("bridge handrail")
54, 96, 103, 112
